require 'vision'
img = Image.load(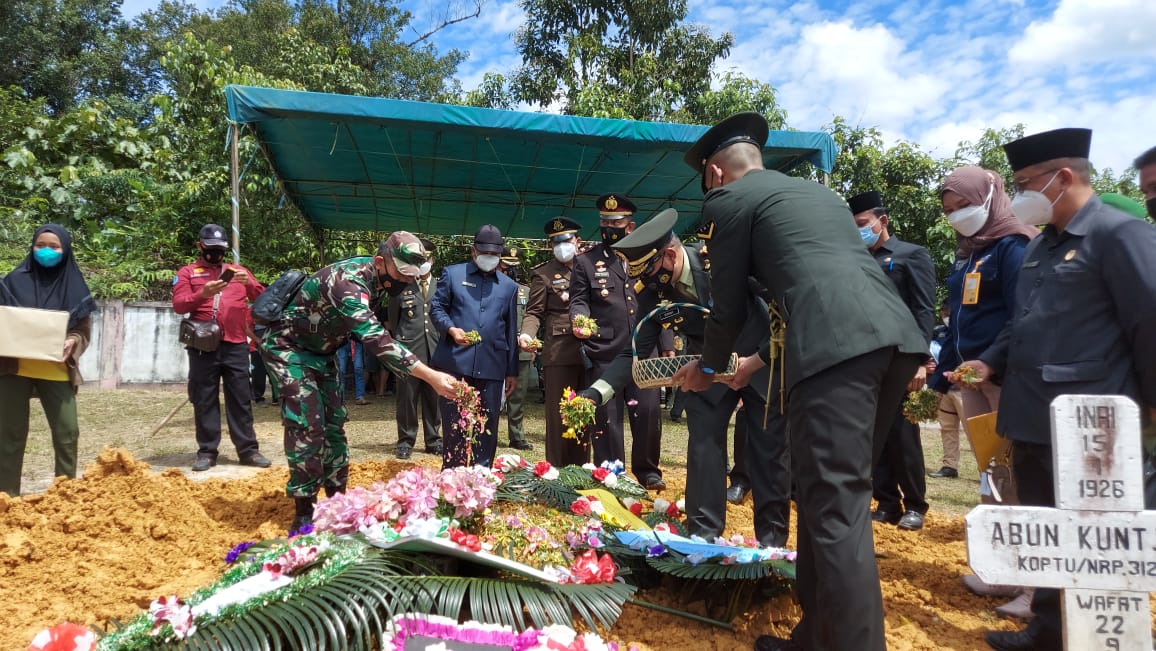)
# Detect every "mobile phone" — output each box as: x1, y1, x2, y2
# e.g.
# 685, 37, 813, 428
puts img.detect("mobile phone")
219, 268, 236, 283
